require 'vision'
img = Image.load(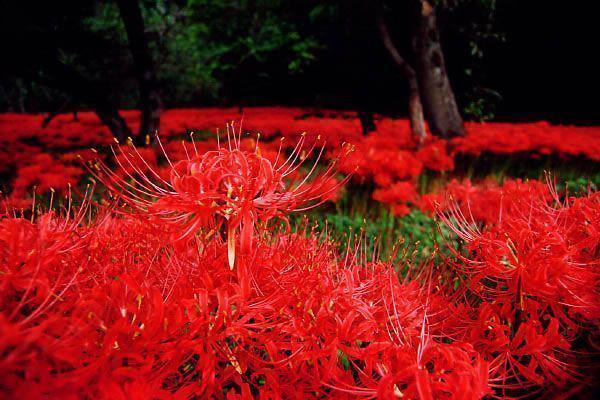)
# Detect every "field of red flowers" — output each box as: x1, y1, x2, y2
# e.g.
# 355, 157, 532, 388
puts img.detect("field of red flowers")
2, 107, 600, 210
0, 108, 599, 398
